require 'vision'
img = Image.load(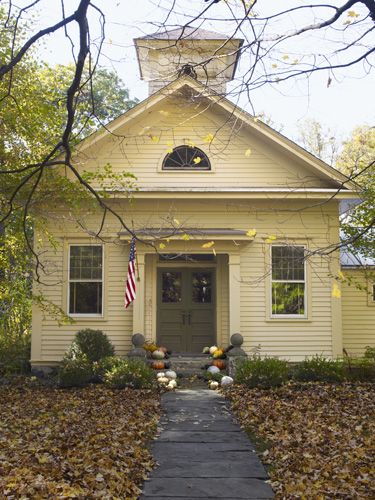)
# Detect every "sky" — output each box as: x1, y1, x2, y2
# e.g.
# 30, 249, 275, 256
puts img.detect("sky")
20, 0, 375, 142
